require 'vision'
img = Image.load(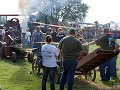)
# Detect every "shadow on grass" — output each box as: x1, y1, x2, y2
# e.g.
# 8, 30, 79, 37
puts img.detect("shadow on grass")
73, 77, 102, 90
101, 78, 120, 87
73, 76, 120, 90
0, 57, 30, 66
101, 80, 116, 87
